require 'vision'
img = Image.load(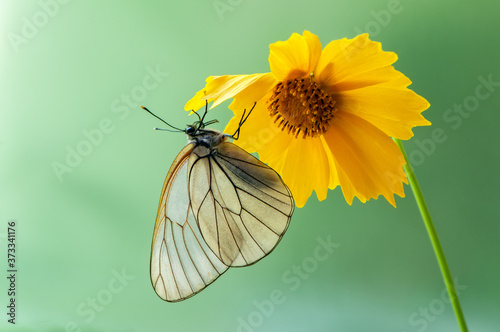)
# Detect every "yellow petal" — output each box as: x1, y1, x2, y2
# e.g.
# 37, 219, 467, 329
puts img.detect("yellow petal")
312, 33, 431, 140
184, 76, 216, 111
260, 135, 331, 208
269, 31, 322, 81
205, 74, 265, 108
184, 74, 270, 112
303, 30, 323, 76
323, 112, 407, 206
255, 129, 293, 171
320, 135, 340, 190
333, 85, 431, 139
316, 34, 397, 89
227, 73, 277, 111
327, 64, 411, 92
